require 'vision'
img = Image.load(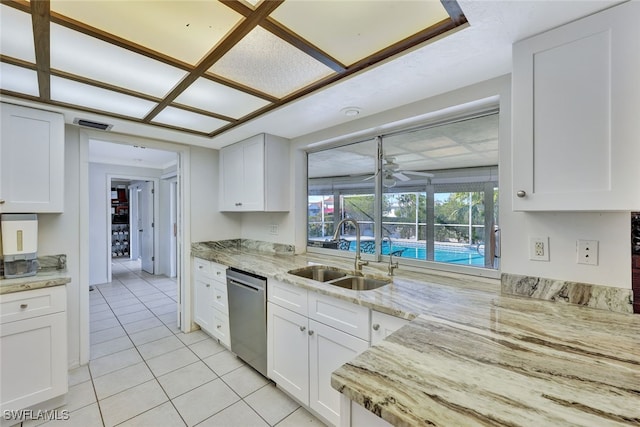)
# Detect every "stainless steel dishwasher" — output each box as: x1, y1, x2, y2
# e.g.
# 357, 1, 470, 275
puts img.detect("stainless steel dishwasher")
226, 268, 267, 377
